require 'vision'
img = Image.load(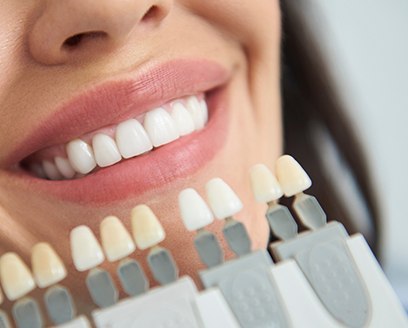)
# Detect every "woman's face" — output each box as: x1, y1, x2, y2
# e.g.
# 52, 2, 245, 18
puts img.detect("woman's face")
0, 0, 281, 299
